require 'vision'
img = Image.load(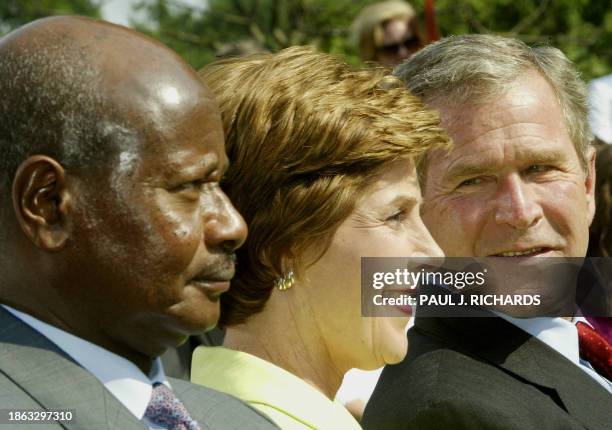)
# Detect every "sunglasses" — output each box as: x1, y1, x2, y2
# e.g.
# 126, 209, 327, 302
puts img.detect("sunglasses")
379, 37, 421, 55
